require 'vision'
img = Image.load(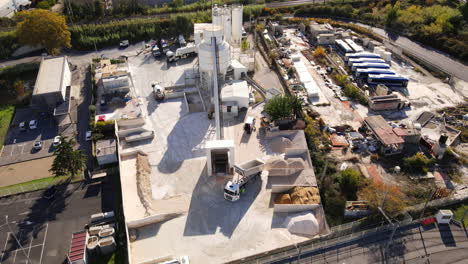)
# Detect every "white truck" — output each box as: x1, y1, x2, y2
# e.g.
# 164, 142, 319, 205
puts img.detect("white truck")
224, 159, 265, 202
166, 44, 196, 62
